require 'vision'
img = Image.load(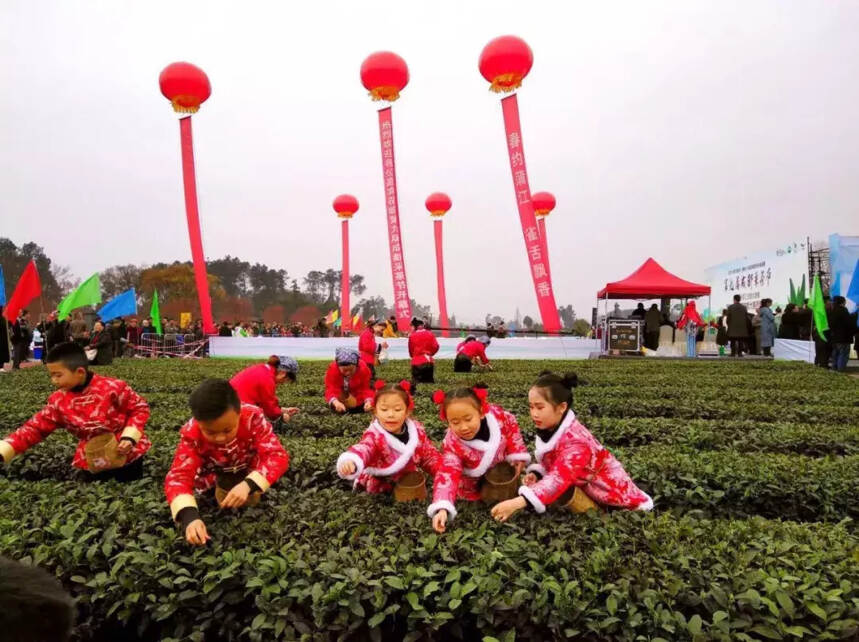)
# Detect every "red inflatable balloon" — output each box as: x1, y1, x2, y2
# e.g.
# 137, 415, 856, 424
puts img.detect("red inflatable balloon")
532, 191, 556, 216
333, 194, 359, 218
425, 192, 452, 216
478, 36, 533, 93
159, 62, 211, 113
360, 52, 409, 101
